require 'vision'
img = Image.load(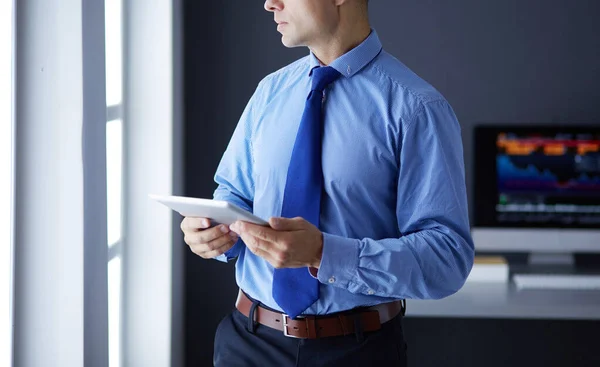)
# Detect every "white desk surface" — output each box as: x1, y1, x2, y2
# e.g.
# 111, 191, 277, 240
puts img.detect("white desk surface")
406, 280, 600, 320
